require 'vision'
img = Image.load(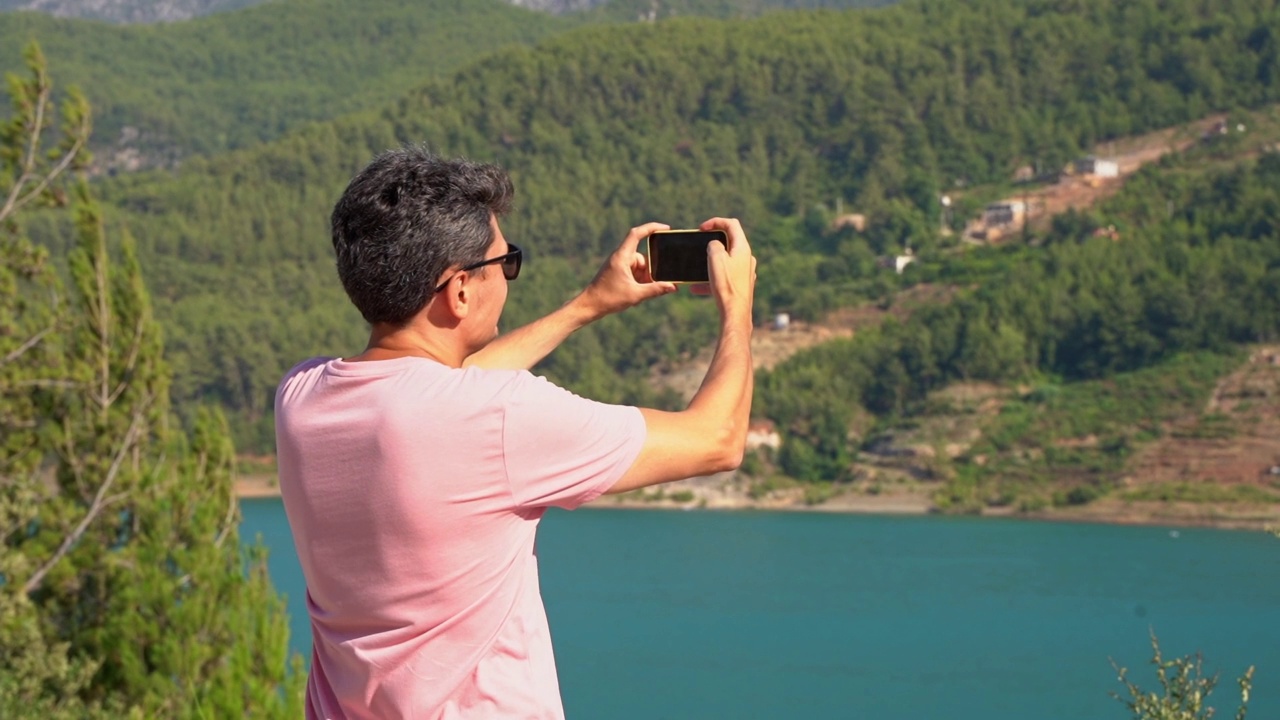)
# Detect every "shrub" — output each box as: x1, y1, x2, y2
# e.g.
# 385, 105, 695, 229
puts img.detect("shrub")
1111, 631, 1252, 720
